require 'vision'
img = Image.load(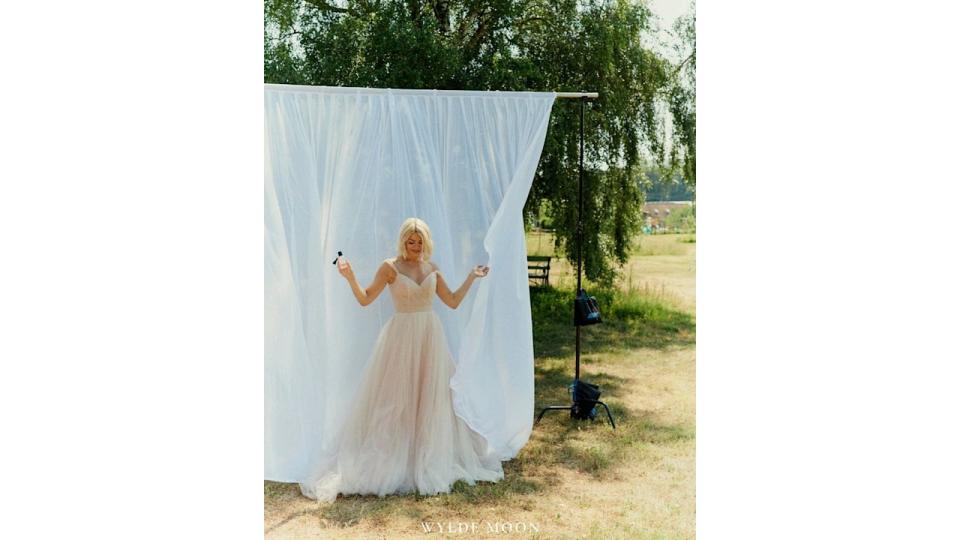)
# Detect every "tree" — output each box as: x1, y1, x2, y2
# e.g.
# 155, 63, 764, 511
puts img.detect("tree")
667, 5, 696, 188
265, 0, 695, 286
